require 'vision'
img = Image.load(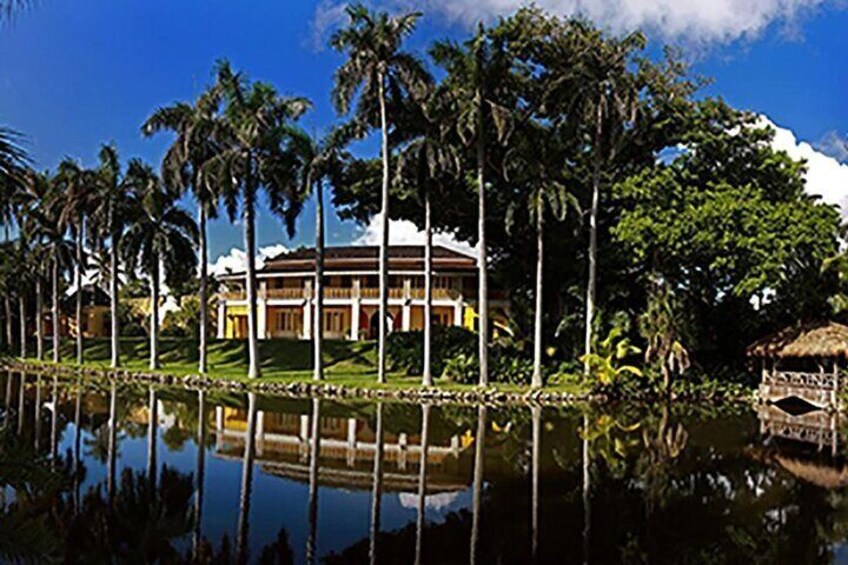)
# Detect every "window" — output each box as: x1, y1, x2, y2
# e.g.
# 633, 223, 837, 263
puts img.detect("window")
276, 311, 297, 332
432, 311, 451, 326
324, 311, 344, 333
434, 276, 454, 289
